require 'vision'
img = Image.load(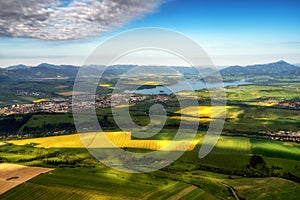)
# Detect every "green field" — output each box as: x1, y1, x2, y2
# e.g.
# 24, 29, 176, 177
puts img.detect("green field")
1, 131, 300, 199
1, 82, 300, 199
22, 114, 74, 128
225, 85, 300, 102
223, 177, 300, 200
251, 138, 300, 157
